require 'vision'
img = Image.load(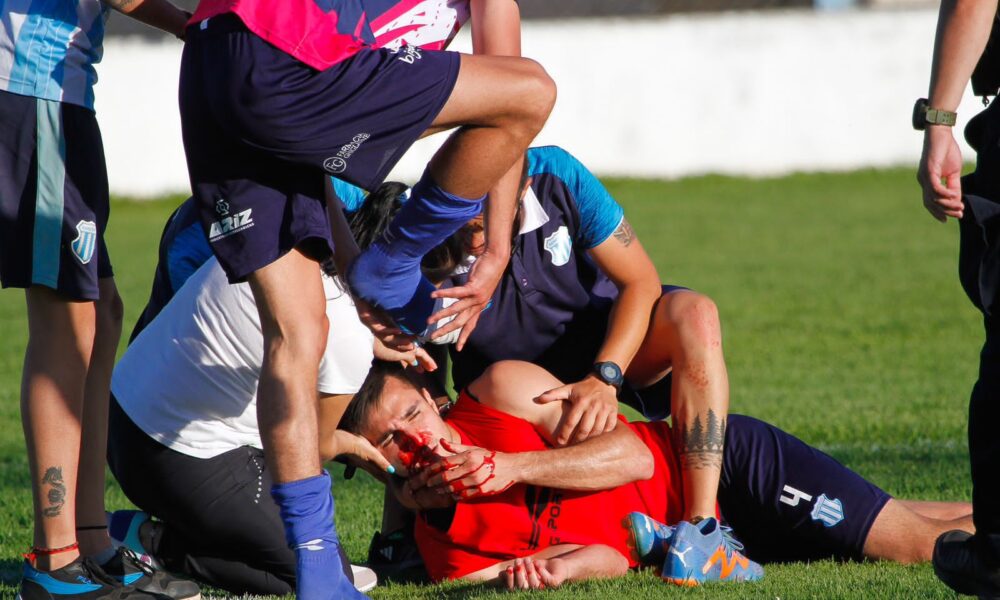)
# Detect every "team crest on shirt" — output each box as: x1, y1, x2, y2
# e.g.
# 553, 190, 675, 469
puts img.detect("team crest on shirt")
810, 493, 845, 527
543, 226, 572, 267
71, 220, 97, 265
